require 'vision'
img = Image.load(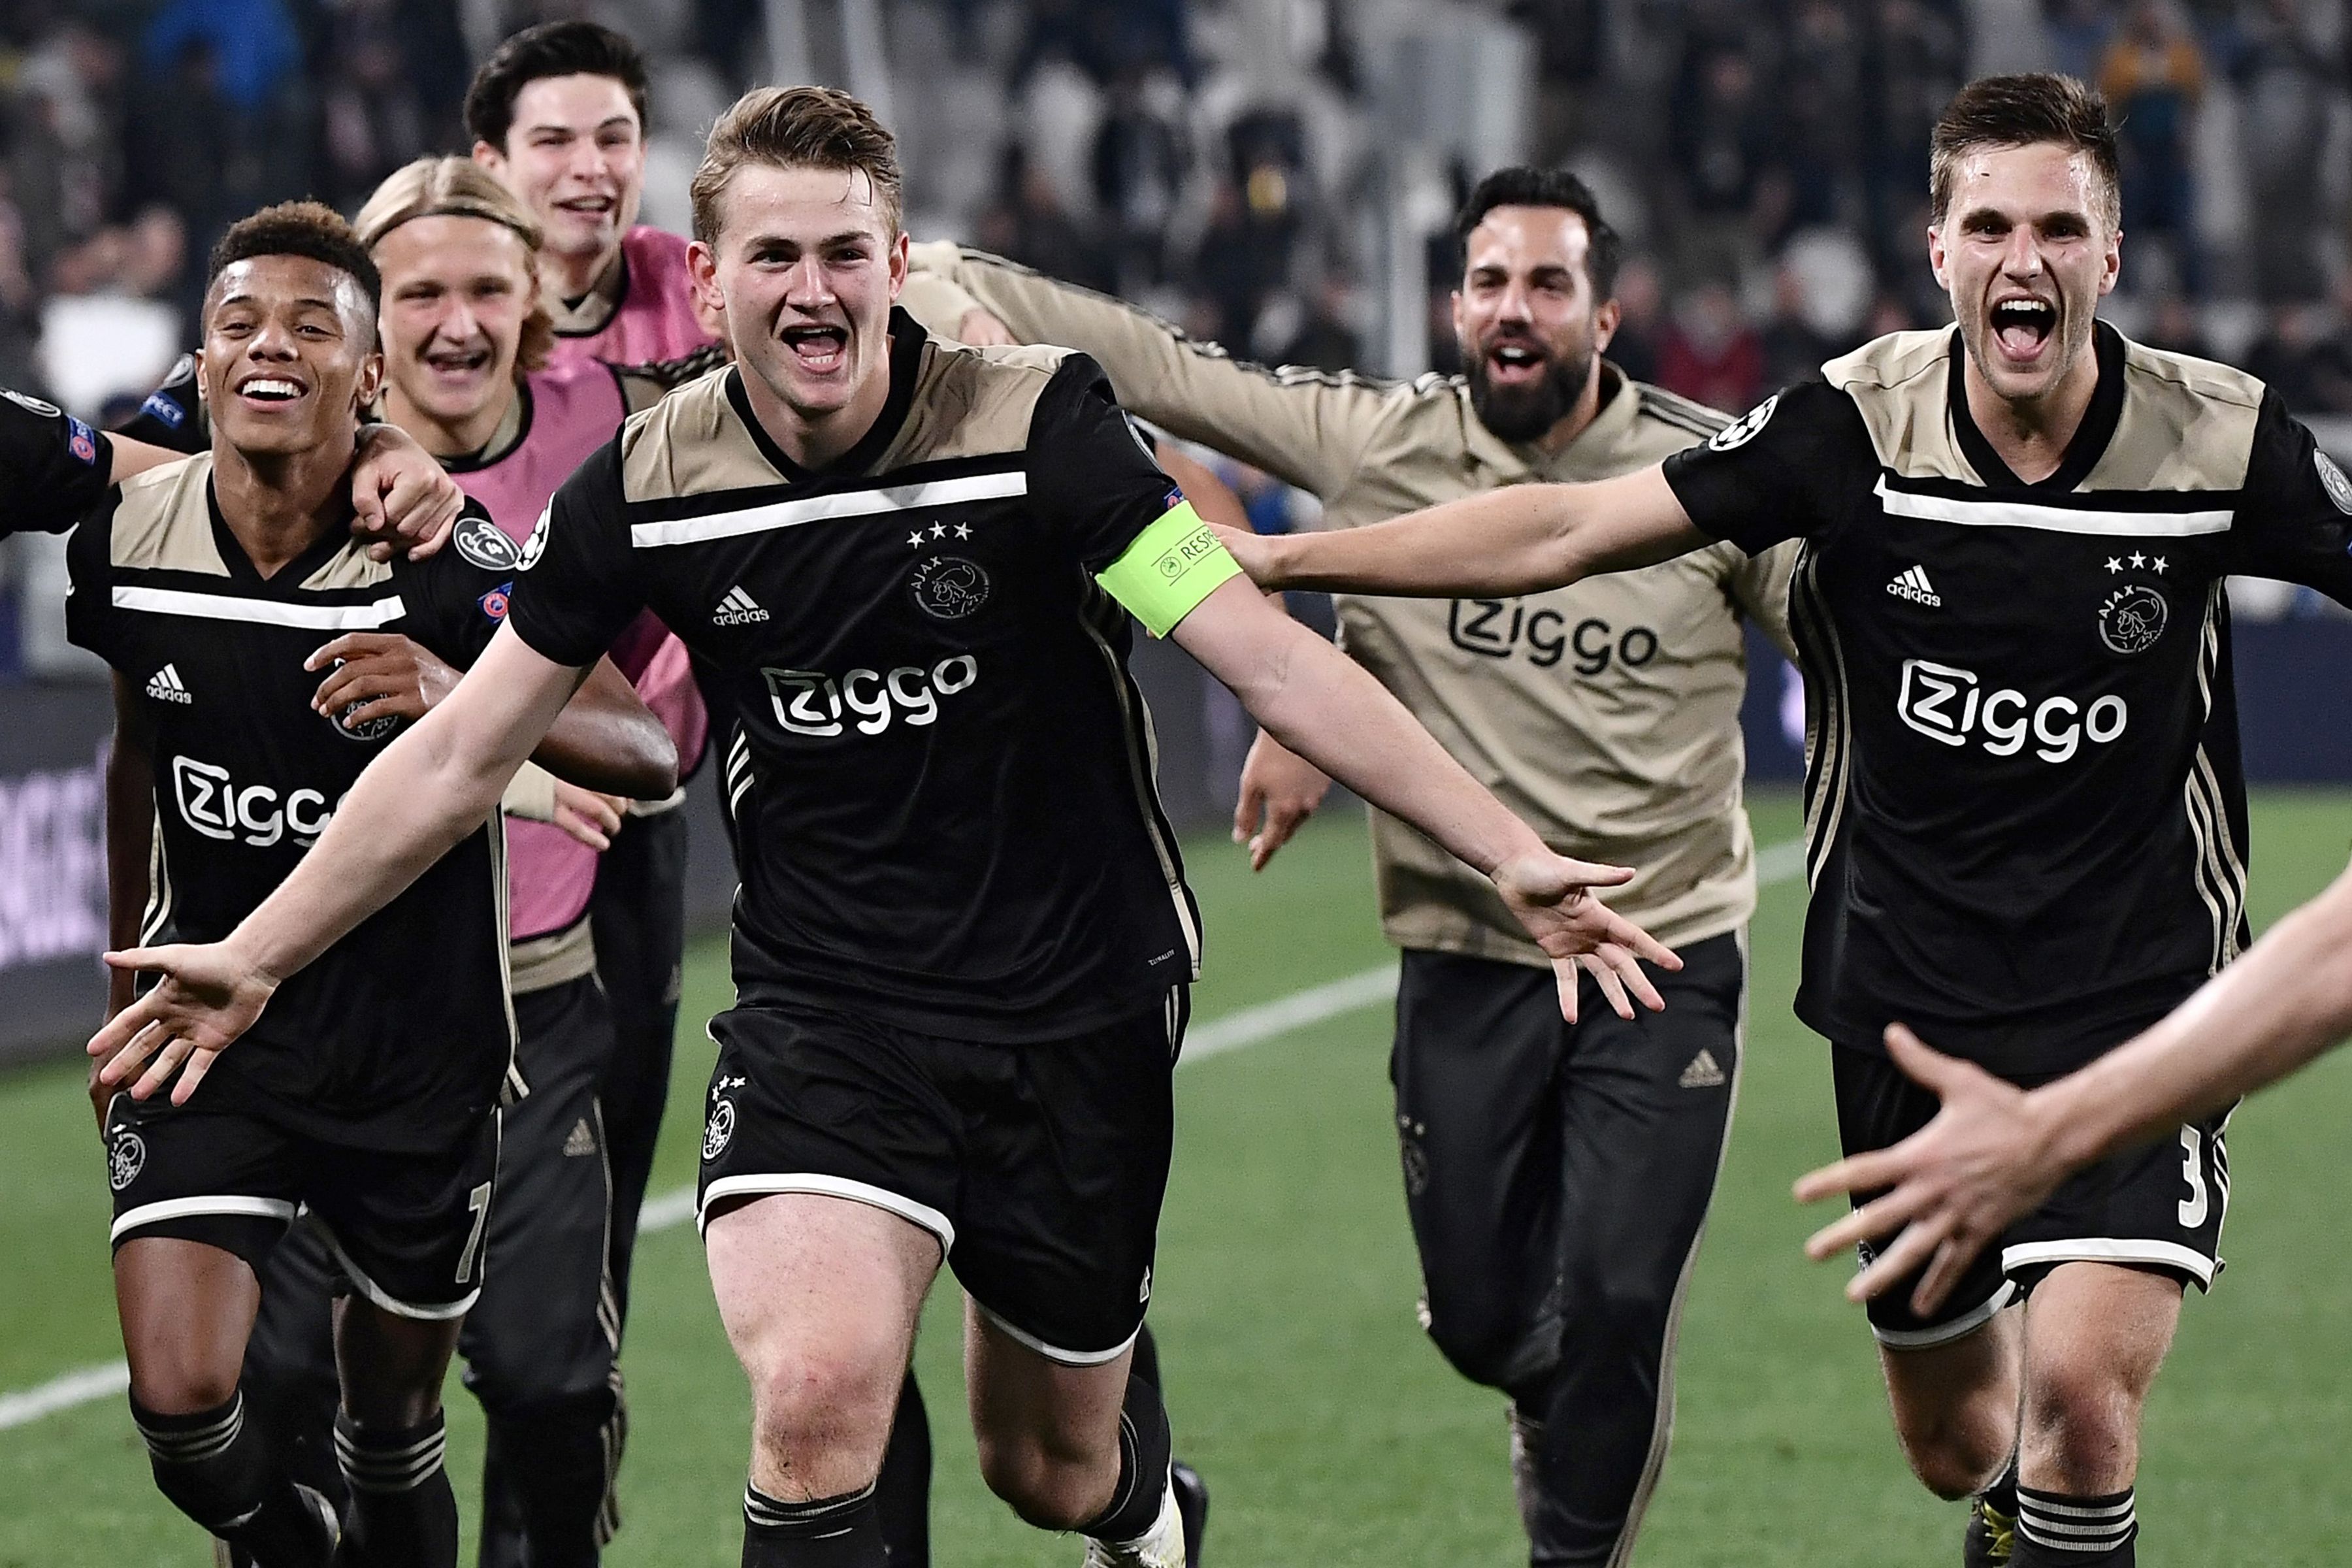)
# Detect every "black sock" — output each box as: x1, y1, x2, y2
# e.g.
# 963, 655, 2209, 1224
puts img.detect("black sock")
2013, 1484, 2136, 1565
875, 1372, 932, 1565
134, 1391, 329, 1567
334, 1409, 459, 1568
743, 1480, 888, 1567
481, 1392, 617, 1568
1981, 1454, 2020, 1517
1075, 1372, 1172, 1545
